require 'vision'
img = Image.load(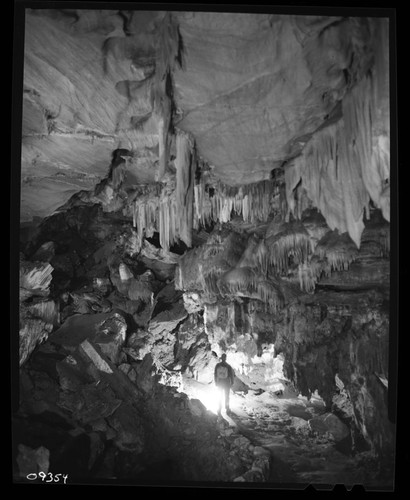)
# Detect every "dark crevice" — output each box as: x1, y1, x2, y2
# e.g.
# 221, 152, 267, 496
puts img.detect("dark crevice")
145, 232, 161, 249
